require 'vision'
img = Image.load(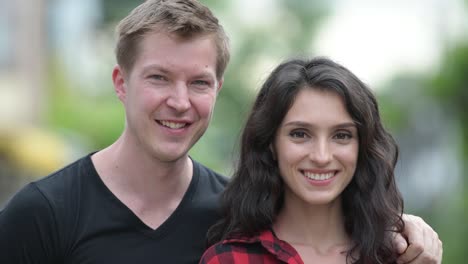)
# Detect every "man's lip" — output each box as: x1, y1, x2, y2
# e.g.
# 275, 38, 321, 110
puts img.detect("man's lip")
156, 119, 192, 123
